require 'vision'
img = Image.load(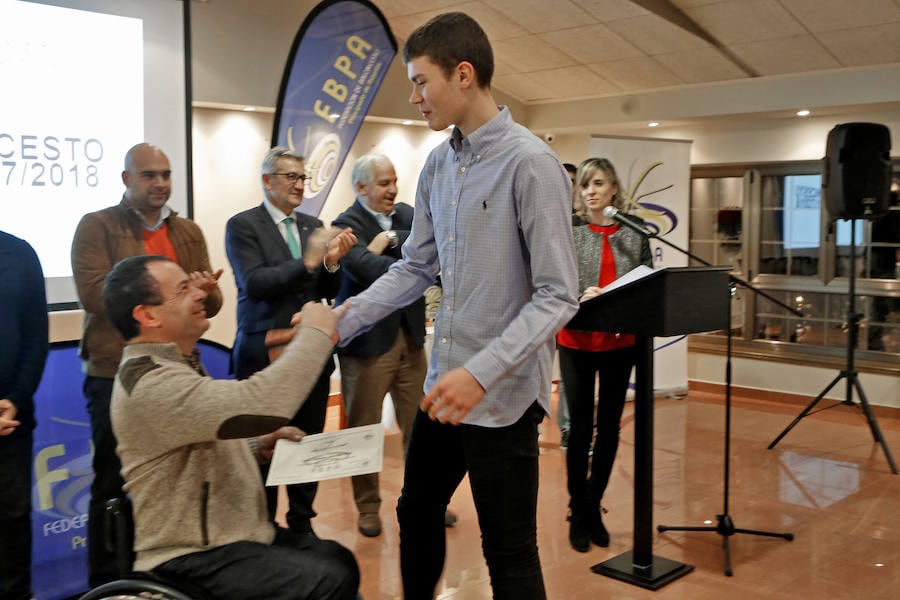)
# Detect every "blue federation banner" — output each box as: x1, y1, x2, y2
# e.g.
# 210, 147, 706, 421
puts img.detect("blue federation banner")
273, 0, 397, 217
29, 341, 234, 598
31, 342, 92, 599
